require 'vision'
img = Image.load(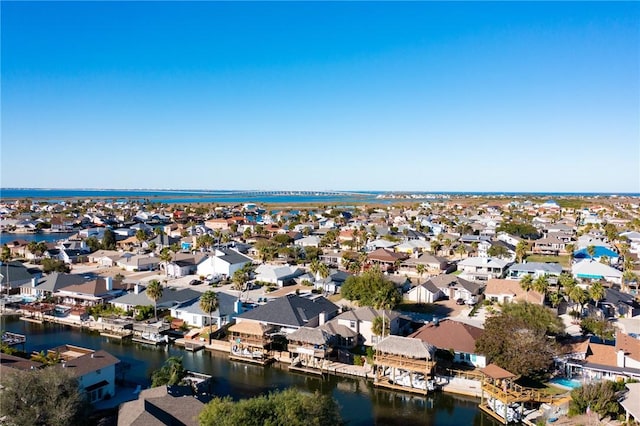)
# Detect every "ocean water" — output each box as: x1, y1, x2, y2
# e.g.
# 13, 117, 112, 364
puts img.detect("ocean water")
1, 188, 637, 205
